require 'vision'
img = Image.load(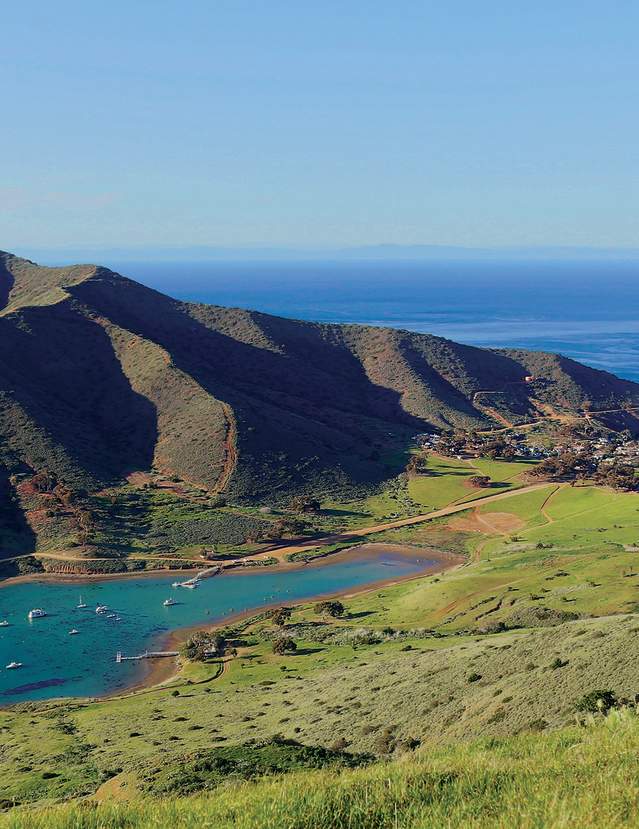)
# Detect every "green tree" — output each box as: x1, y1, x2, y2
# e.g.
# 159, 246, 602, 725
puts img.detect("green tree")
289, 495, 321, 514
182, 630, 226, 661
272, 636, 297, 655
314, 600, 345, 618
269, 607, 292, 627
468, 475, 491, 489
